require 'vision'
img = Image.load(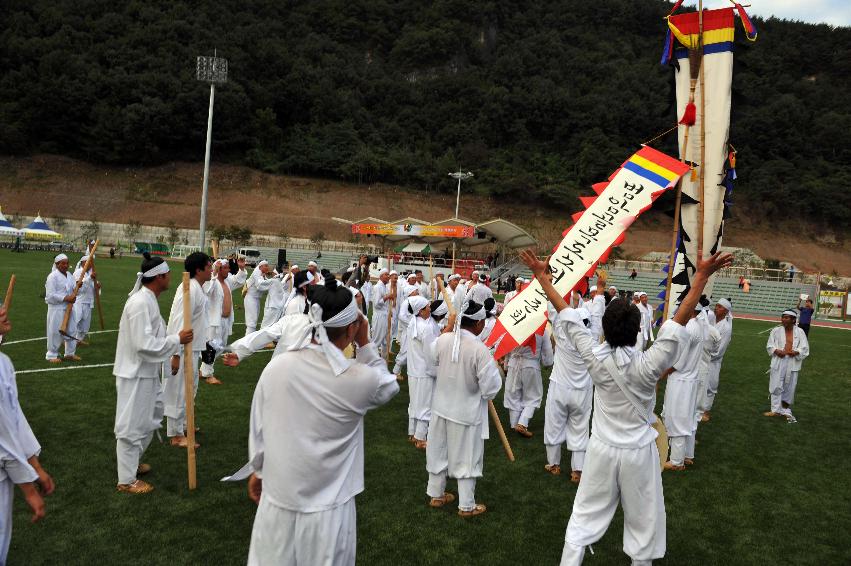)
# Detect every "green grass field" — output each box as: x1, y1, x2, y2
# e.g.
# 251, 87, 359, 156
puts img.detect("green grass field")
3, 250, 850, 565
